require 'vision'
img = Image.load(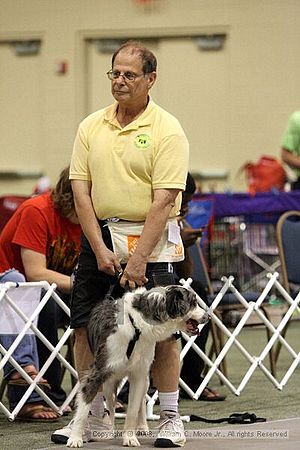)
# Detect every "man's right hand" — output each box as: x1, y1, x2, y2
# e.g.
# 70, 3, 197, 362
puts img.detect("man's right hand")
95, 247, 122, 276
